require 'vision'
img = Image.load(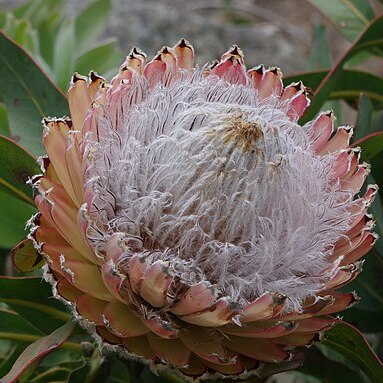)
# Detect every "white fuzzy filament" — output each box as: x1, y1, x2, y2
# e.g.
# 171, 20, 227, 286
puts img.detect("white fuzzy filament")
86, 71, 354, 309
